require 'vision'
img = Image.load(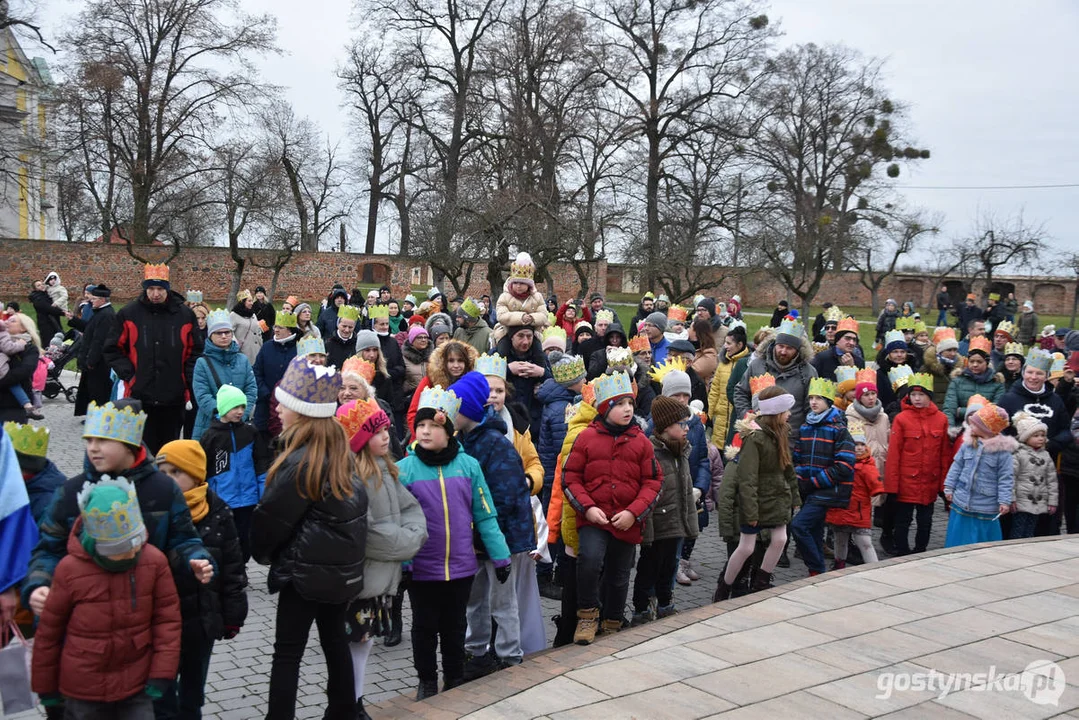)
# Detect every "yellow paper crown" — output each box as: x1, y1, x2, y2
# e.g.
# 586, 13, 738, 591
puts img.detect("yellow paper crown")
83, 401, 146, 447
895, 317, 915, 331
337, 305, 360, 322
275, 310, 298, 328
341, 355, 376, 383
847, 417, 867, 443
748, 373, 775, 396
143, 263, 169, 282
1003, 342, 1024, 358
1050, 353, 1066, 379
460, 297, 483, 318
552, 355, 586, 385
648, 356, 688, 385
808, 377, 837, 400
823, 306, 844, 322
5, 421, 48, 457
368, 304, 389, 320
912, 321, 928, 335
994, 320, 1016, 339
595, 309, 615, 324
908, 373, 934, 392
509, 252, 536, 282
